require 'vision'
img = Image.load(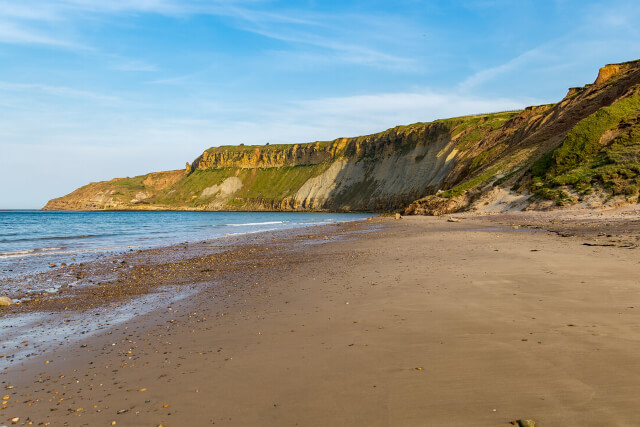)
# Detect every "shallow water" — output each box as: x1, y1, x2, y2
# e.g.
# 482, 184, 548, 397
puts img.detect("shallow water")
0, 210, 370, 277
0, 283, 205, 371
